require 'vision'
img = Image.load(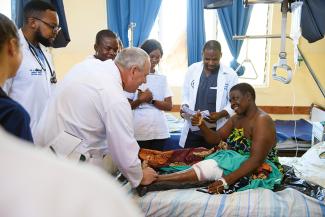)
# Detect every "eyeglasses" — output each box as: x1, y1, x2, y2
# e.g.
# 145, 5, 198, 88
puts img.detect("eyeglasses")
31, 17, 61, 33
